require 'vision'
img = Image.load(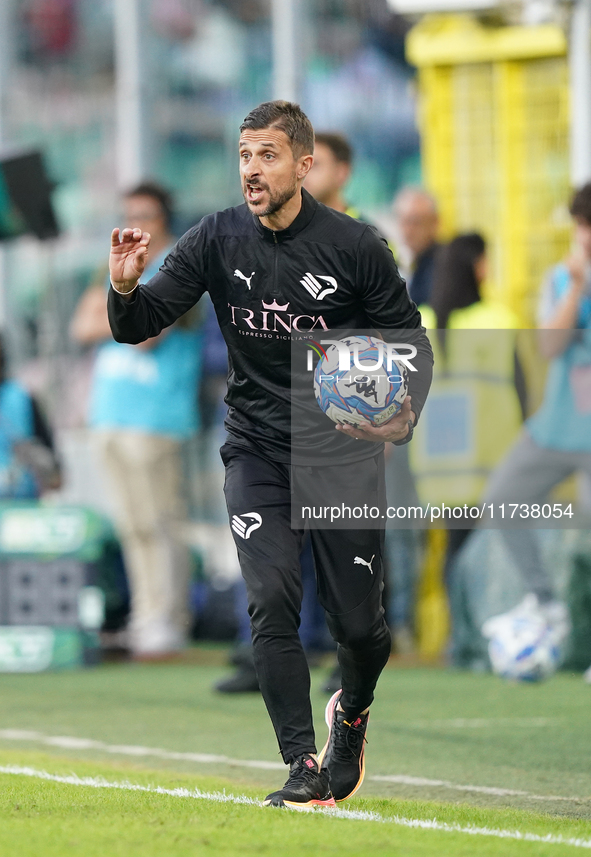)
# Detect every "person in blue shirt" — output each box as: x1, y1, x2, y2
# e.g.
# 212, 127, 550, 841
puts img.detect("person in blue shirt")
71, 182, 203, 659
0, 335, 61, 499
480, 183, 591, 673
